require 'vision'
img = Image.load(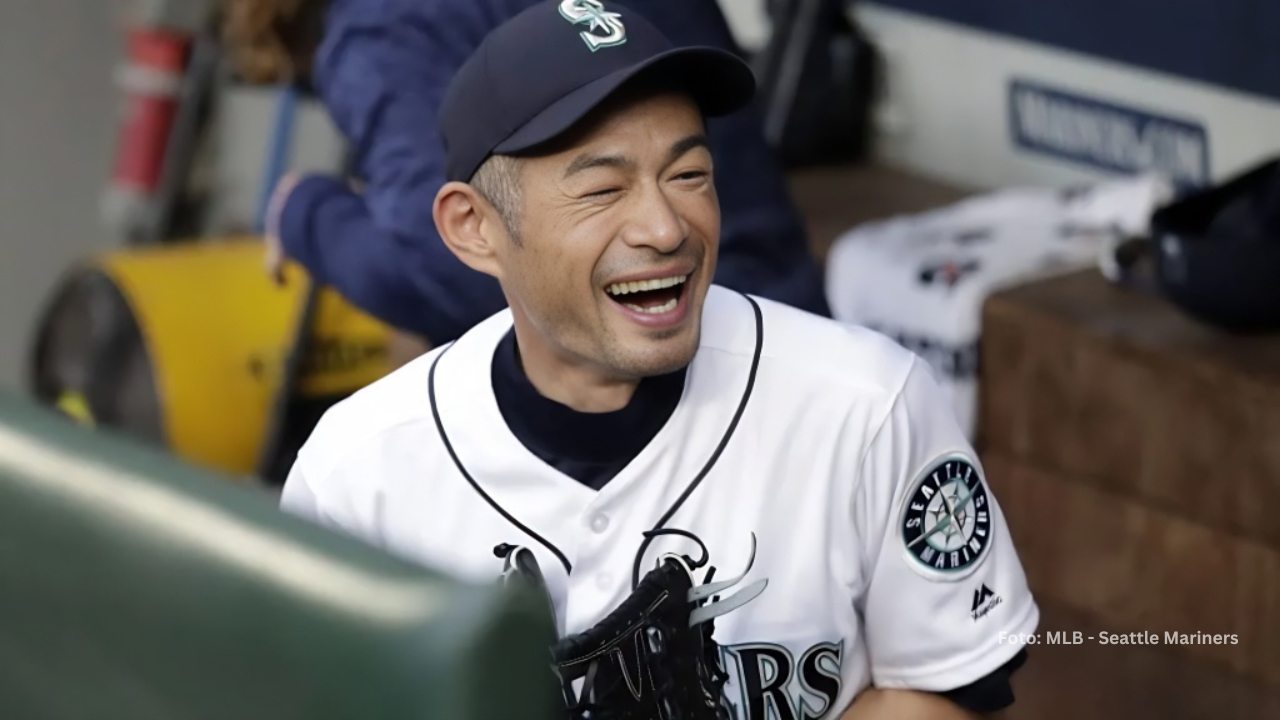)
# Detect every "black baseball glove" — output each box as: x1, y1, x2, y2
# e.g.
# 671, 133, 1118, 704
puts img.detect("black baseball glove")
501, 530, 766, 720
